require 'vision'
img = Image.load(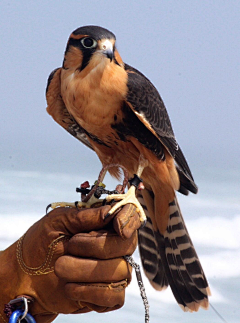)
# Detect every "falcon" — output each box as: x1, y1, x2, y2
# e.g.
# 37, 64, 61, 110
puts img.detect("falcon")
46, 25, 210, 312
